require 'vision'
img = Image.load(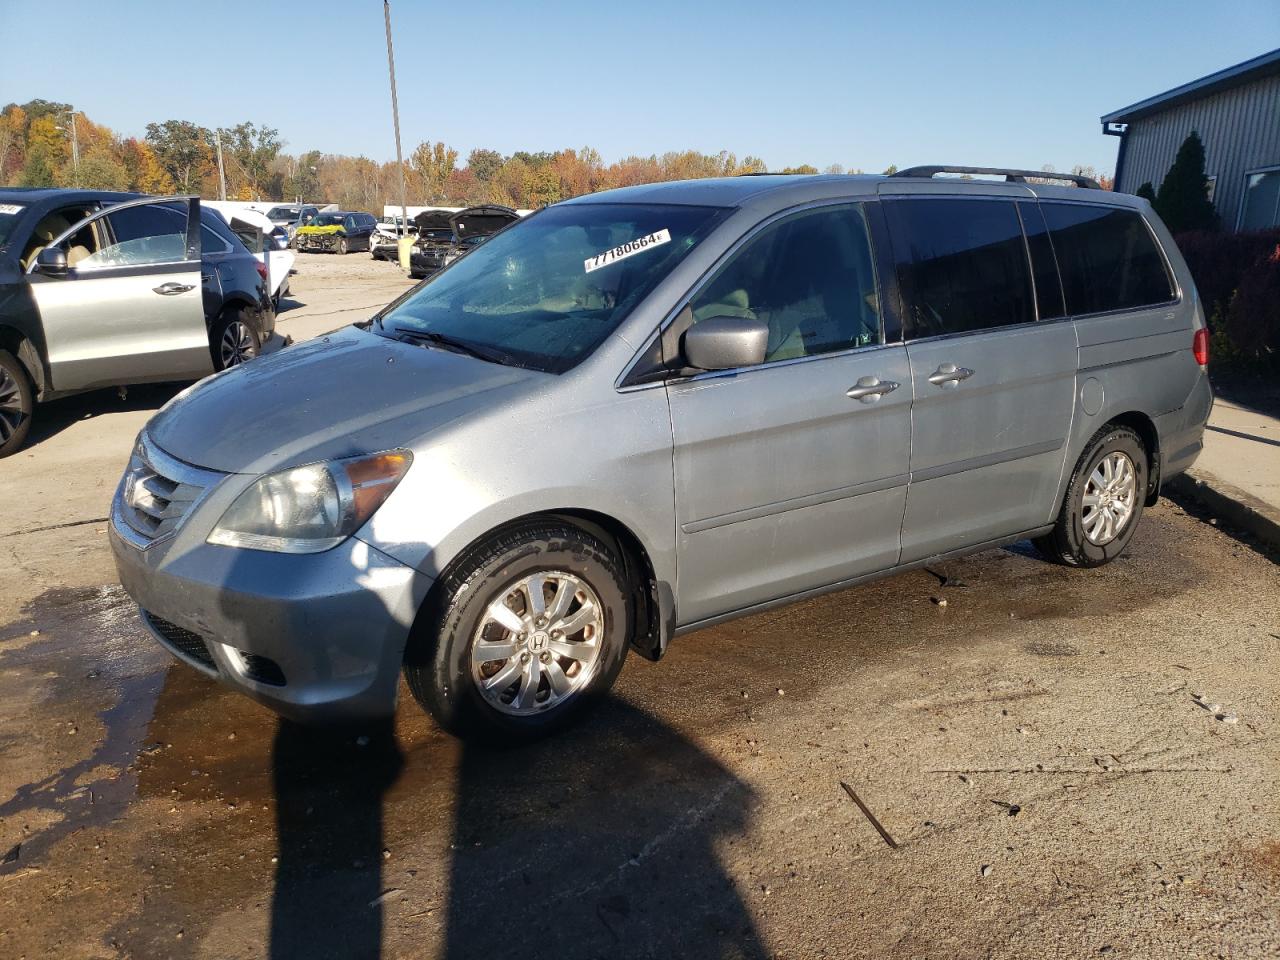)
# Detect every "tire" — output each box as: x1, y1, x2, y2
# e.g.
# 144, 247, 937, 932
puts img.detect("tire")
1033, 424, 1148, 567
337, 237, 349, 255
210, 307, 262, 371
0, 350, 35, 458
371, 240, 381, 260
406, 520, 633, 741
